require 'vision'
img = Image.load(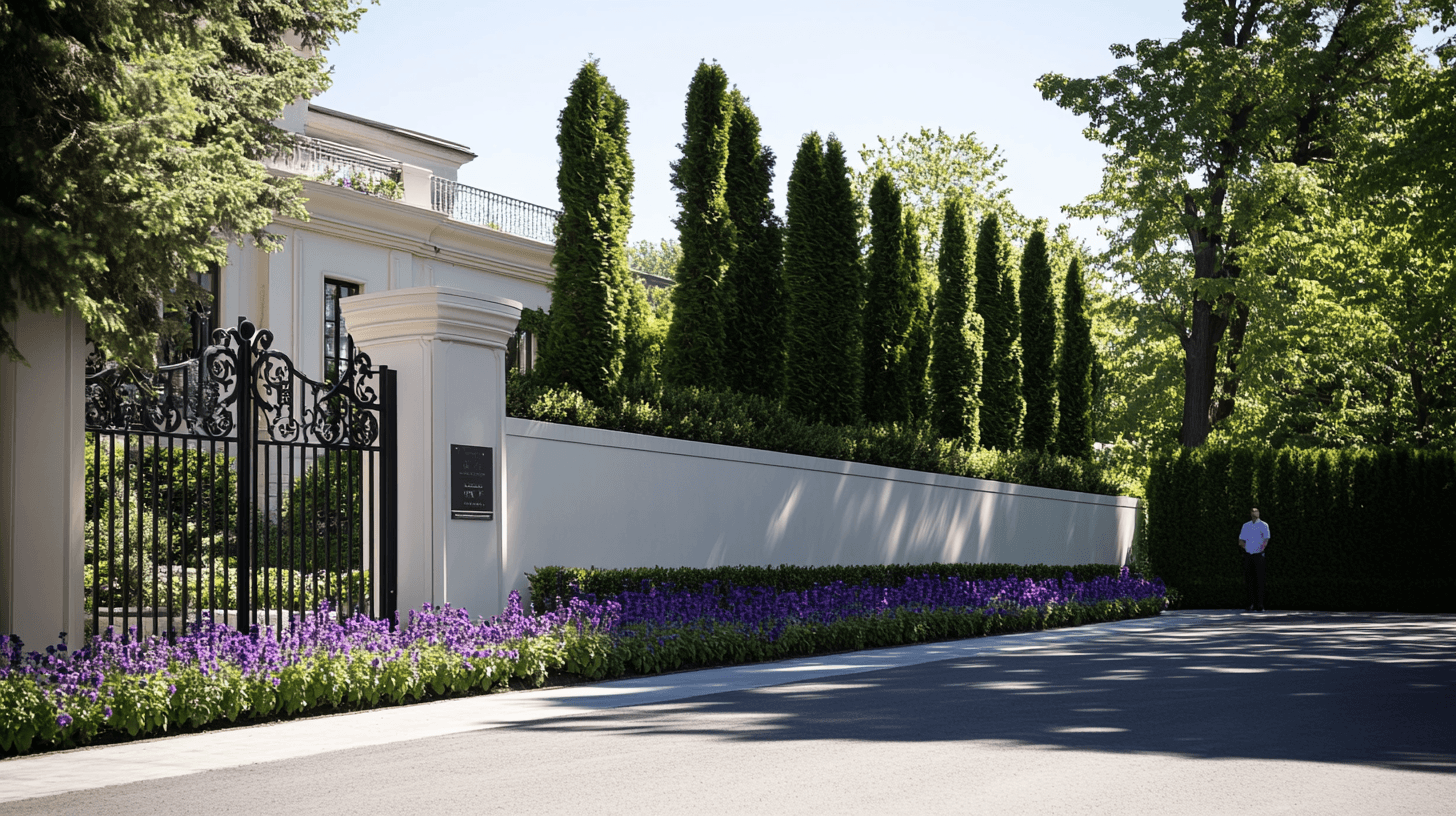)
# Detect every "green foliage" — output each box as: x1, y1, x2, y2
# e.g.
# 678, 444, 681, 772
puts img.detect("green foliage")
591, 597, 1162, 678
626, 238, 681, 279
721, 90, 787, 398
902, 207, 935, 424
854, 128, 1025, 265
0, 0, 367, 364
508, 375, 1129, 503
862, 174, 917, 424
1056, 259, 1095, 459
537, 59, 634, 403
1146, 445, 1456, 611
272, 450, 364, 575
1020, 230, 1058, 452
975, 213, 1022, 450
84, 438, 237, 613
663, 62, 734, 390
929, 196, 983, 444
1038, 1, 1435, 446
528, 562, 1128, 612
620, 276, 668, 383
784, 133, 863, 425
